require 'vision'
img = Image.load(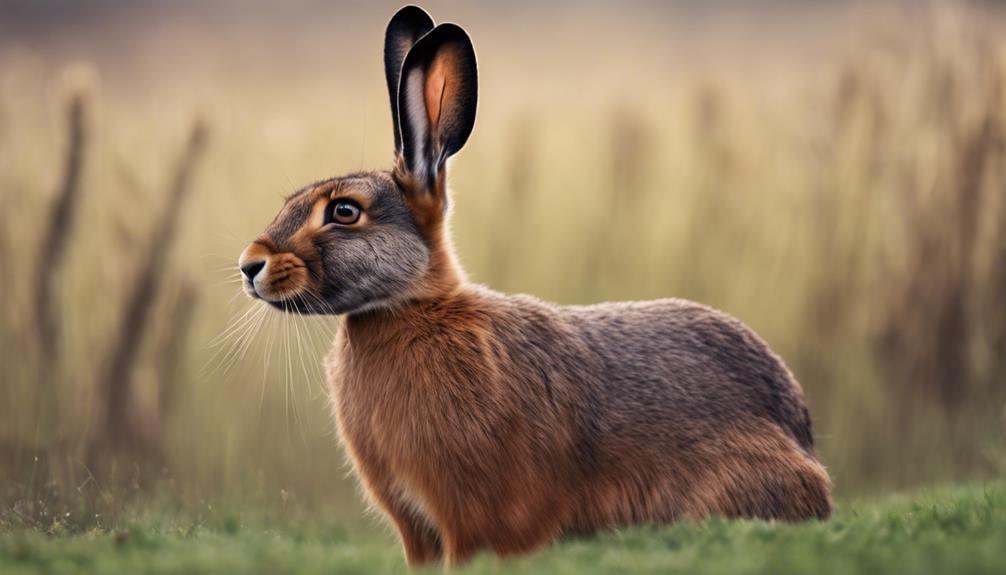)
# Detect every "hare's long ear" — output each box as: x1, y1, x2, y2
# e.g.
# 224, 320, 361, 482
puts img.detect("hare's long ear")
385, 6, 435, 154
398, 23, 478, 189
